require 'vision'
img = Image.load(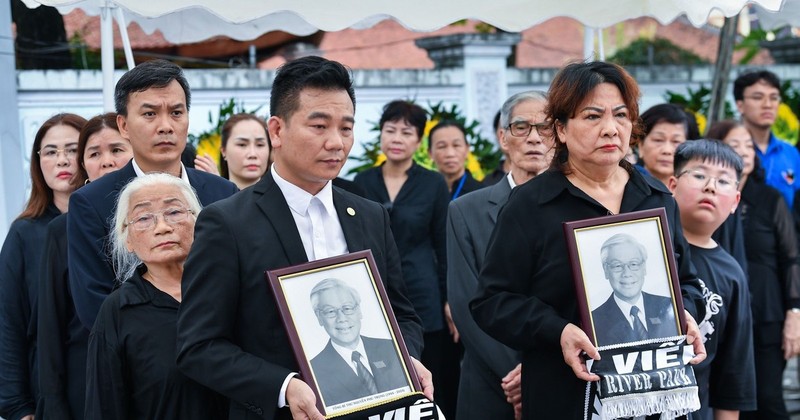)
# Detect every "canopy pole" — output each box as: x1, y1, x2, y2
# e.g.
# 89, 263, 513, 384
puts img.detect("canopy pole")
100, 1, 114, 111
708, 14, 740, 131
597, 28, 605, 60
114, 7, 135, 69
583, 25, 595, 60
